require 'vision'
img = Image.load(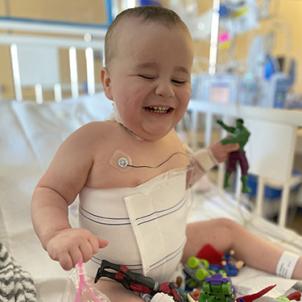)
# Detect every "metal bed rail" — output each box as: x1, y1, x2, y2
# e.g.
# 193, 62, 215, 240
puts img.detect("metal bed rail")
0, 18, 107, 103
187, 100, 302, 227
